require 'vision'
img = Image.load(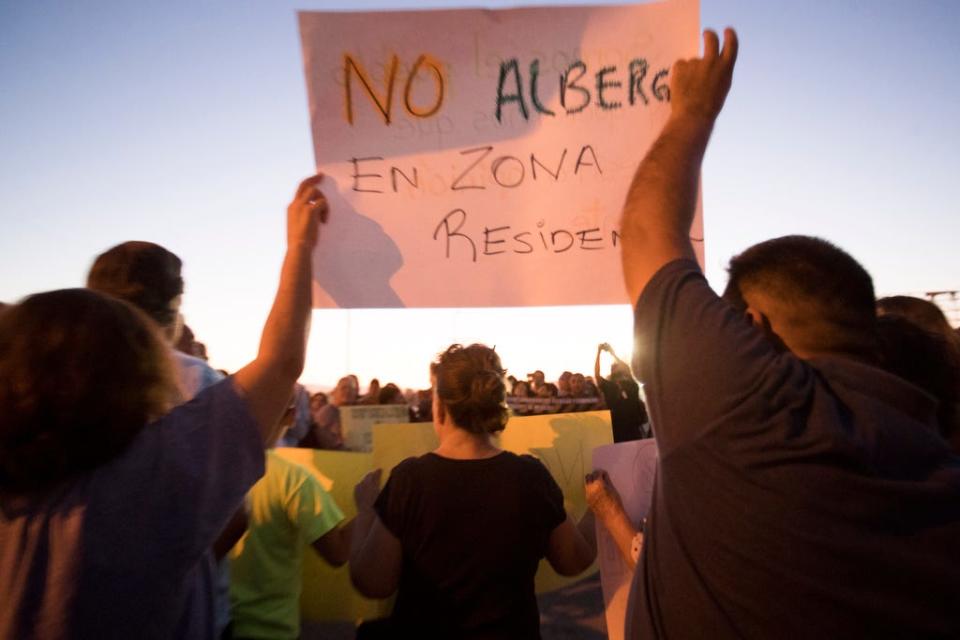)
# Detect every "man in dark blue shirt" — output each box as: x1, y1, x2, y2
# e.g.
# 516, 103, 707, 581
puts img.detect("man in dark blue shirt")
620, 28, 960, 638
